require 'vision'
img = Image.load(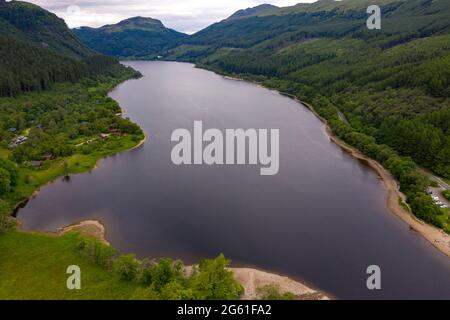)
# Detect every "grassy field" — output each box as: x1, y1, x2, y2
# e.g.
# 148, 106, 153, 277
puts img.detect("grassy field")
0, 231, 142, 299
